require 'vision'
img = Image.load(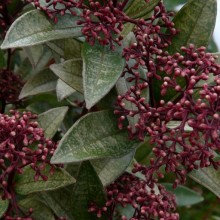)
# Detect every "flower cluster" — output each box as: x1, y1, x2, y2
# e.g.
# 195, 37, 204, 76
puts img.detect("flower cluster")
27, 0, 151, 48
0, 69, 23, 108
115, 44, 220, 185
89, 173, 179, 220
0, 110, 57, 218
77, 0, 127, 48
26, 0, 78, 22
